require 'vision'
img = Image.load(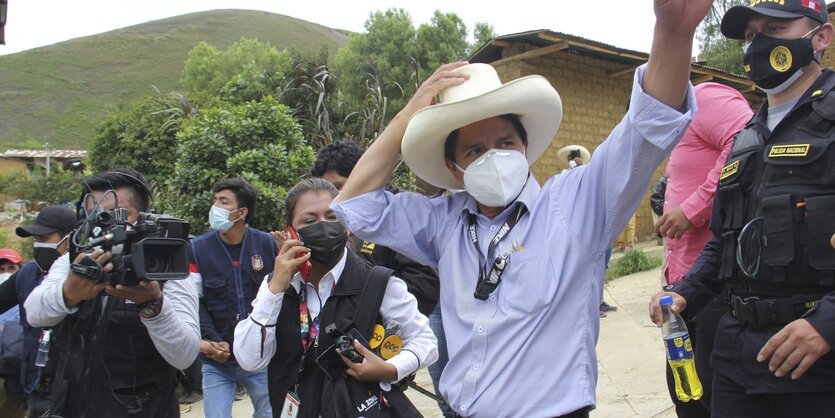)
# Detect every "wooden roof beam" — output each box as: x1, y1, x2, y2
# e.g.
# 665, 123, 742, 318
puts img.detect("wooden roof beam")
491, 42, 569, 67
691, 74, 714, 84
607, 65, 640, 78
